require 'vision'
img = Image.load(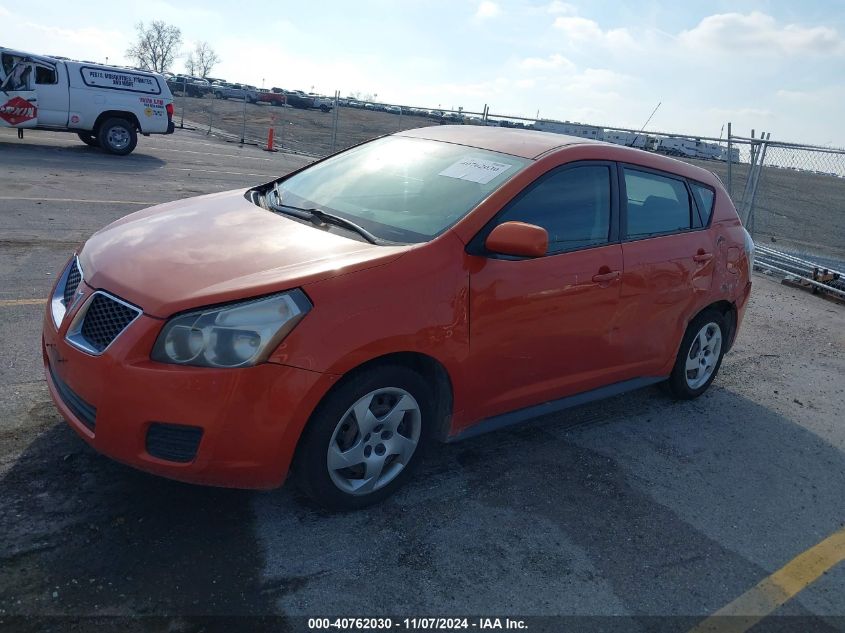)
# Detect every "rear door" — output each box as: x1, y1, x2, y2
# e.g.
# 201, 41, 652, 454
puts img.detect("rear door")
467, 161, 628, 421
0, 61, 38, 128
618, 165, 717, 376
